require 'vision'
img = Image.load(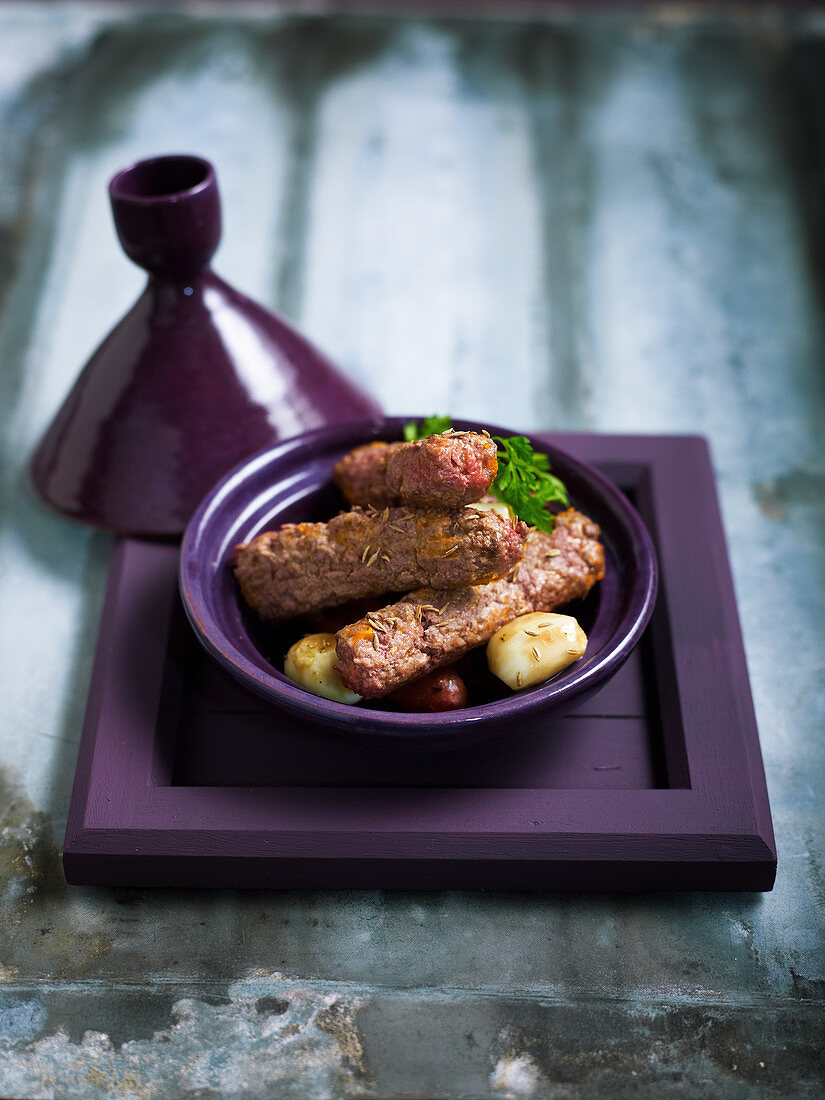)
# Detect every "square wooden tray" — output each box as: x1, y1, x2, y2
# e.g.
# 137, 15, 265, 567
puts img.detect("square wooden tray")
63, 434, 776, 891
